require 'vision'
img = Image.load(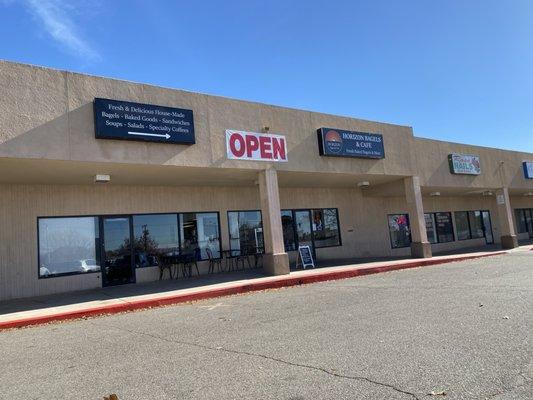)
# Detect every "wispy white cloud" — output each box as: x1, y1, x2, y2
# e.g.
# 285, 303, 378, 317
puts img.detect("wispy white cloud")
23, 0, 100, 62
